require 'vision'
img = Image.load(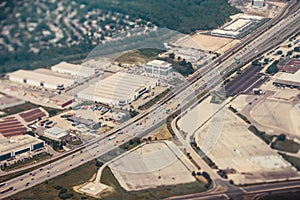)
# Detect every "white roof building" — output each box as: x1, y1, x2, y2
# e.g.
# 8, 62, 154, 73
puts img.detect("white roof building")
77, 72, 158, 105
252, 0, 265, 8
51, 62, 95, 78
145, 60, 173, 77
8, 69, 74, 90
211, 14, 263, 39
44, 127, 68, 141
274, 70, 300, 89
